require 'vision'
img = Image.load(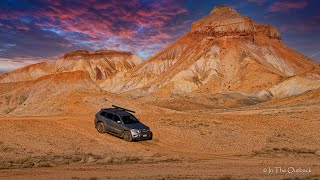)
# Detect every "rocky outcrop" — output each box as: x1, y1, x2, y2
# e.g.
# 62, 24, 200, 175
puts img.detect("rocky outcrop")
0, 50, 142, 83
0, 62, 52, 84
56, 49, 141, 81
263, 69, 320, 99
191, 6, 280, 40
